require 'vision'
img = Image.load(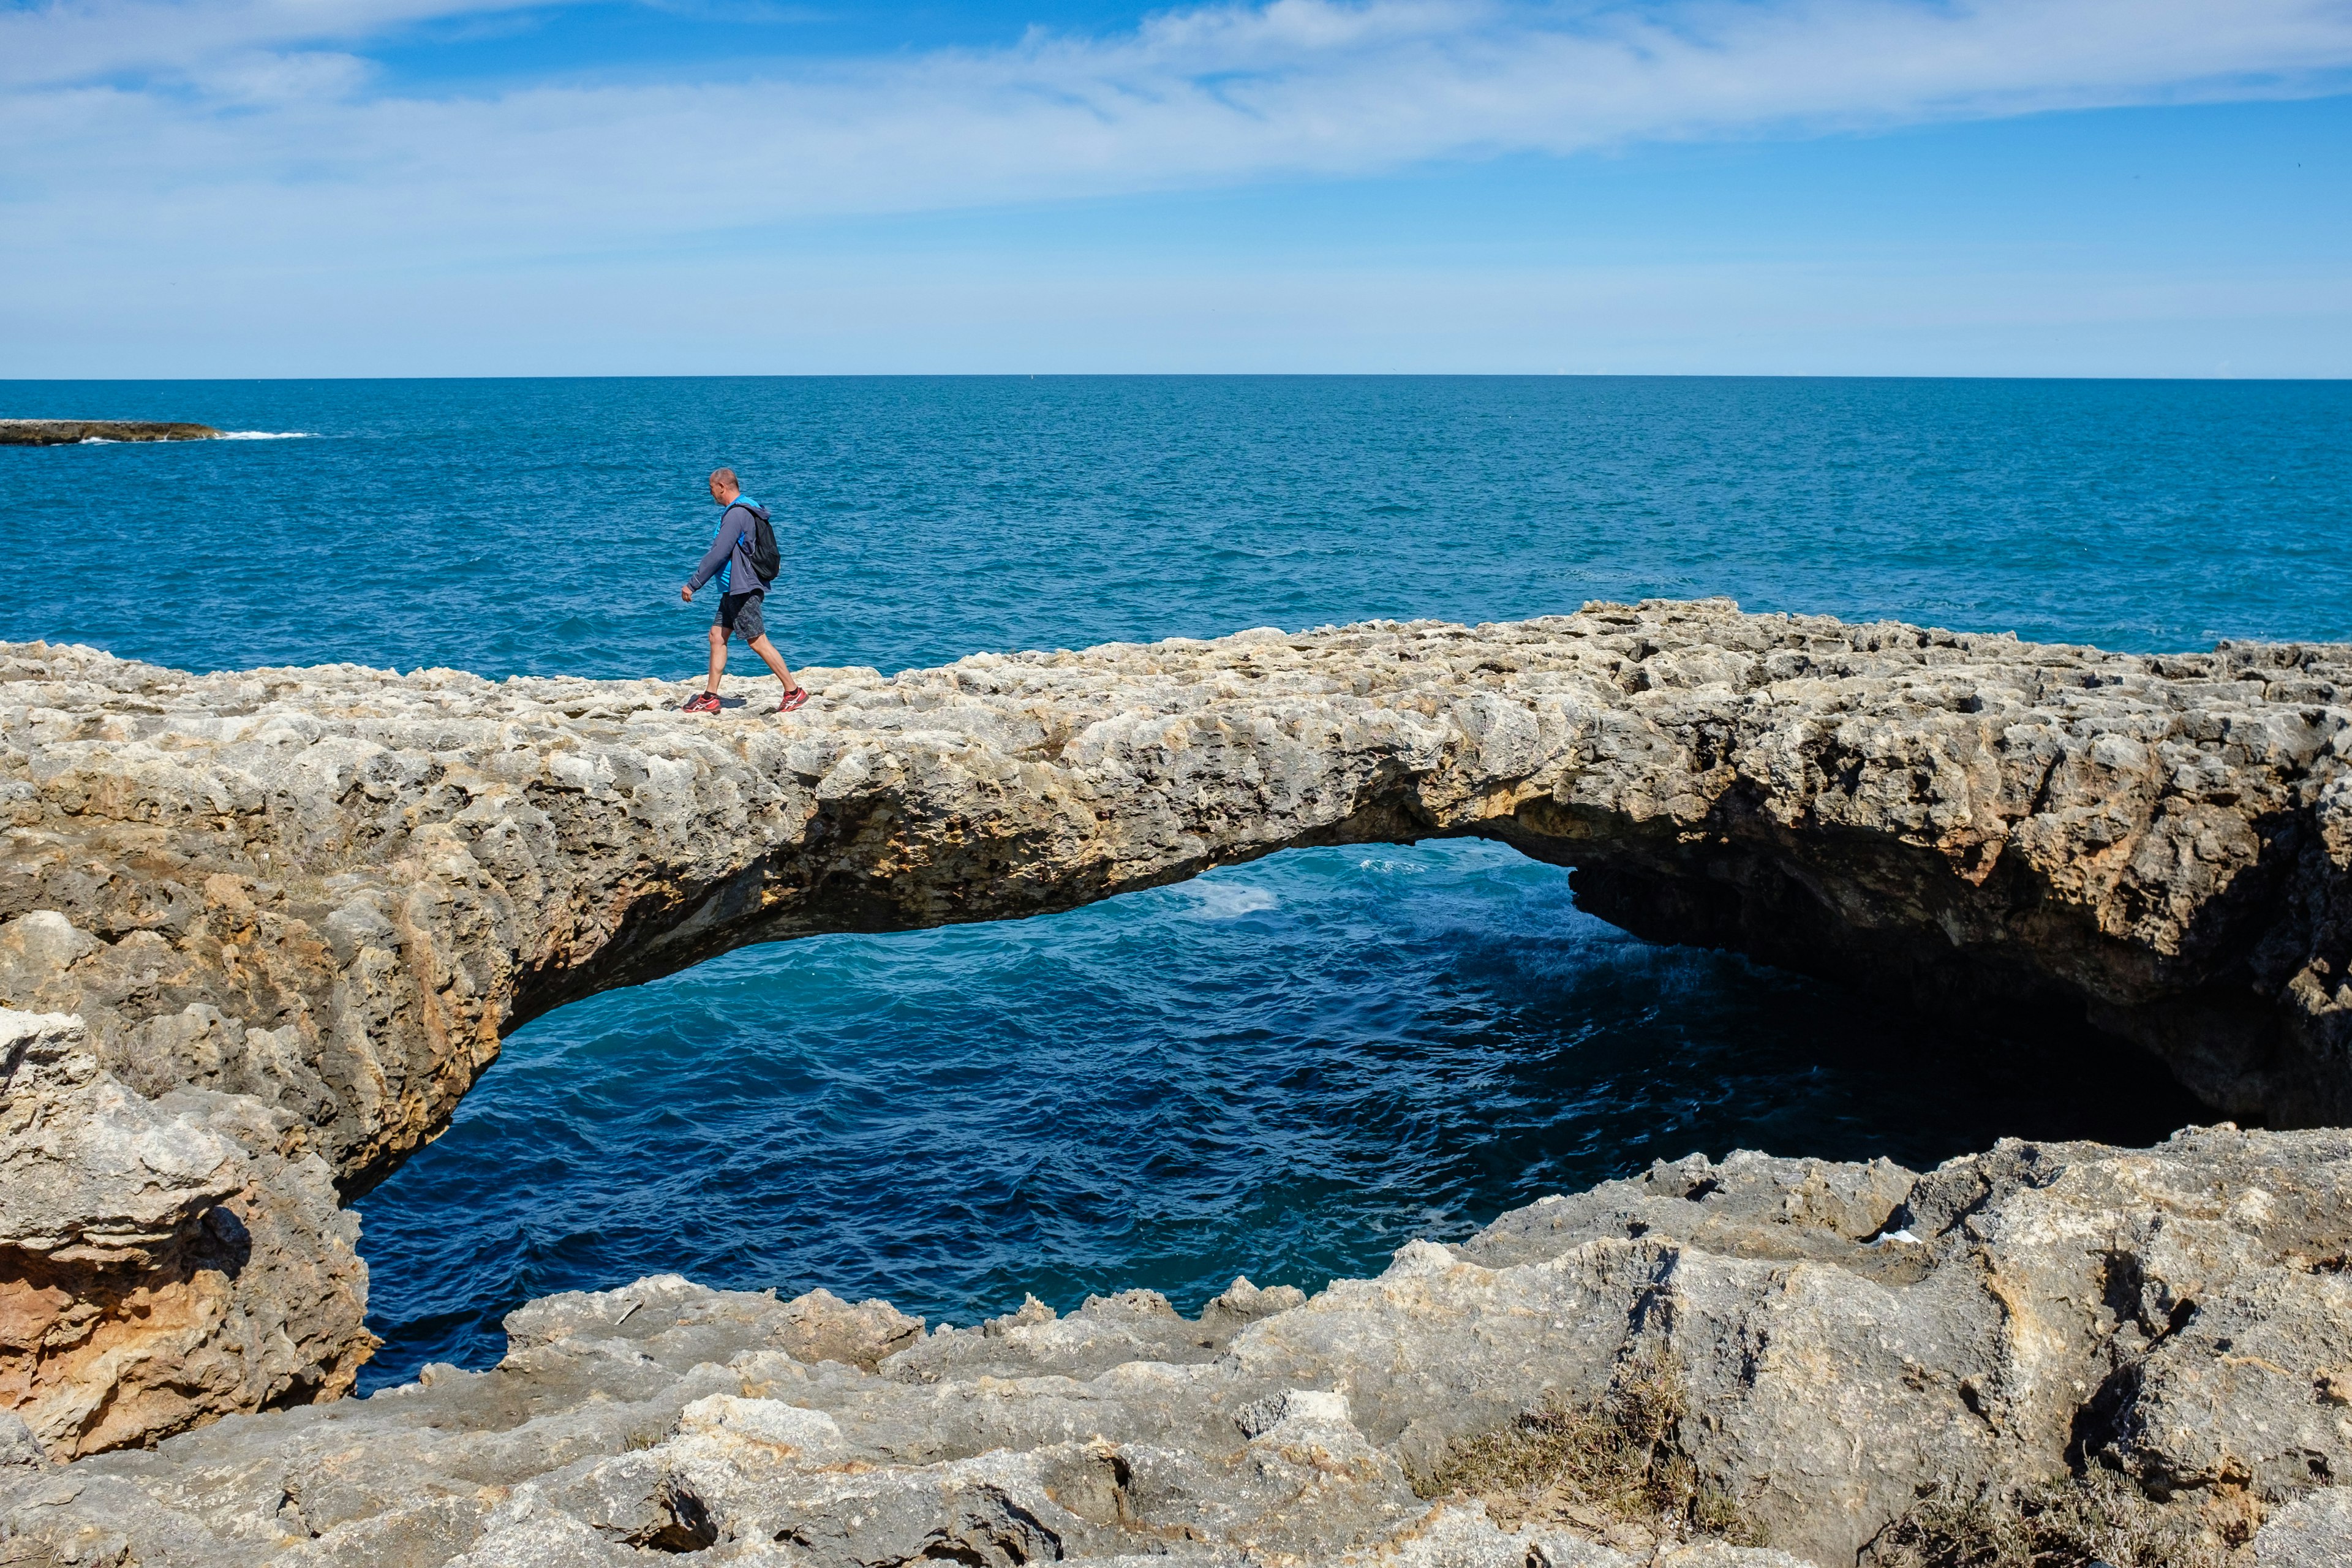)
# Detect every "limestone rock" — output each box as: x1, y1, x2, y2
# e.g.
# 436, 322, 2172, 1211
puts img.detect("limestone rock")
0, 1007, 239, 1261
6, 1127, 2351, 1565
0, 1411, 43, 1469
0, 1009, 371, 1459
0, 420, 222, 444
2255, 1487, 2352, 1566
5, 601, 2352, 1448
